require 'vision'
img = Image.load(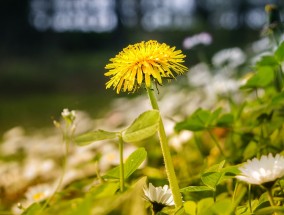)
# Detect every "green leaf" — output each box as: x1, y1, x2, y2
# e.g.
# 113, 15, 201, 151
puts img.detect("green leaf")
103, 147, 147, 179
274, 41, 284, 63
75, 130, 119, 146
211, 198, 234, 215
201, 172, 223, 190
122, 110, 160, 142
22, 203, 41, 215
205, 160, 226, 173
197, 198, 214, 215
216, 113, 234, 127
184, 201, 197, 215
175, 109, 210, 131
243, 66, 274, 88
255, 206, 284, 215
181, 185, 214, 192
255, 55, 278, 67
271, 91, 284, 106
207, 108, 222, 125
